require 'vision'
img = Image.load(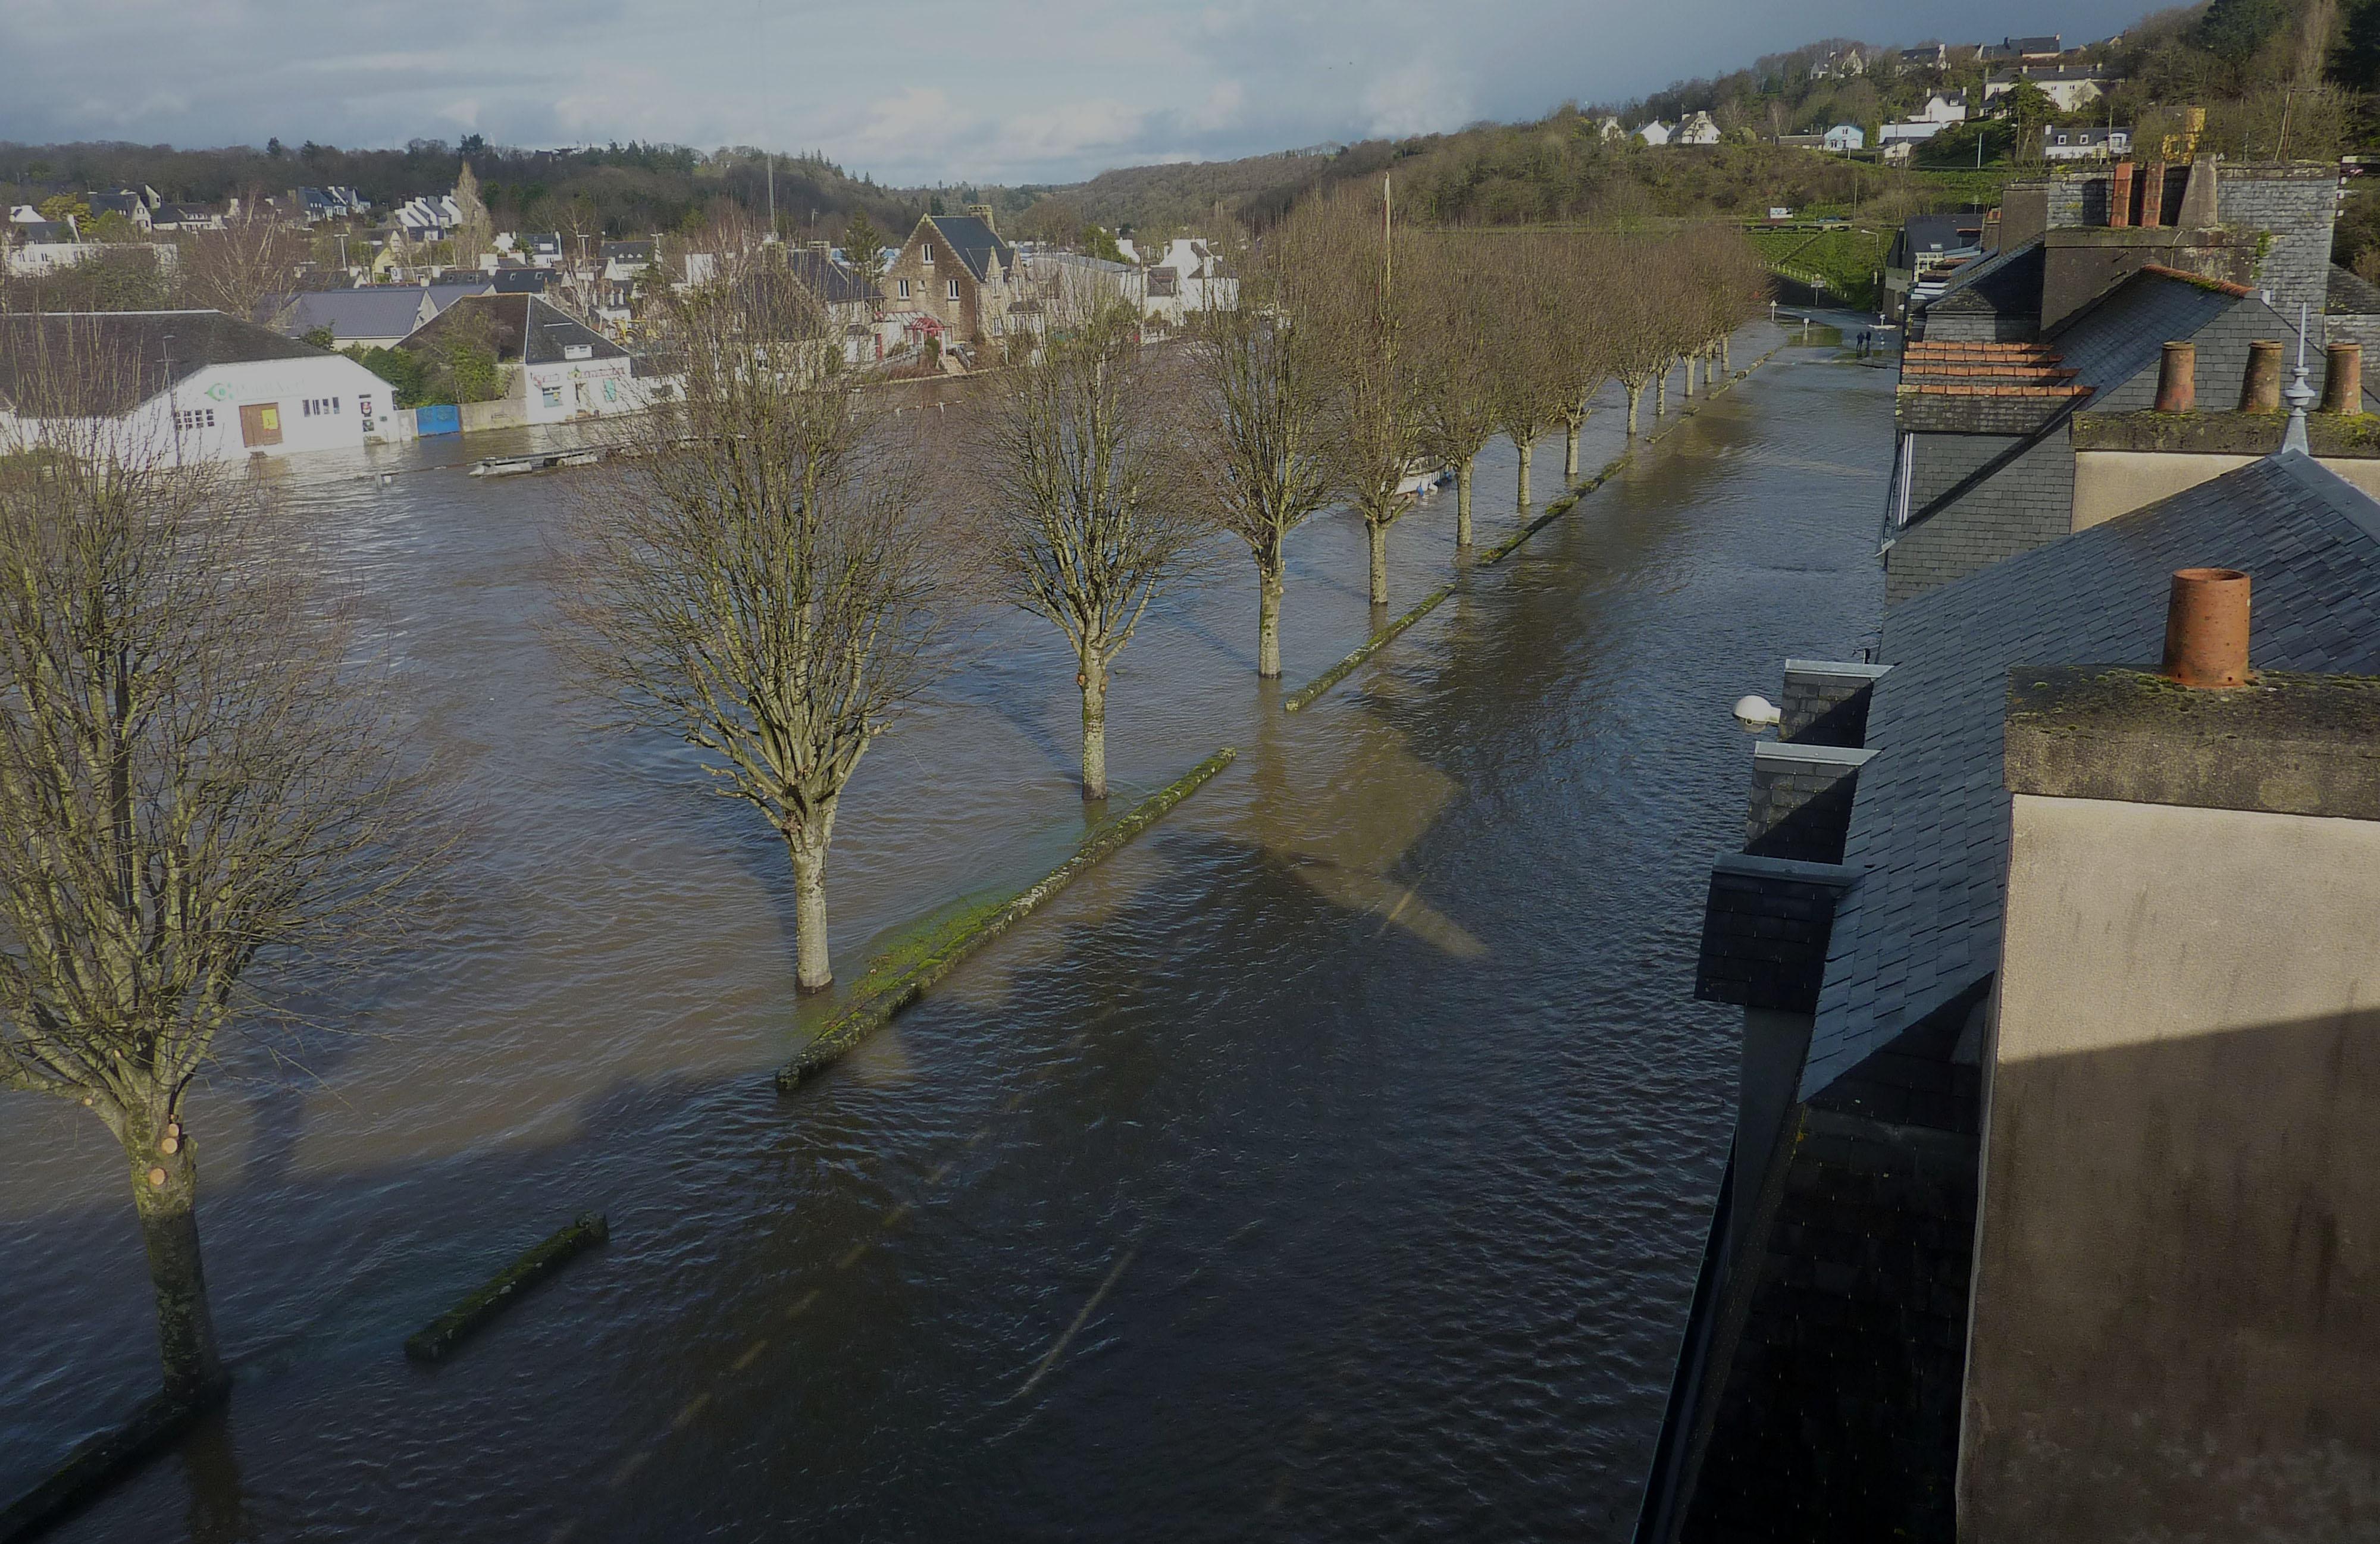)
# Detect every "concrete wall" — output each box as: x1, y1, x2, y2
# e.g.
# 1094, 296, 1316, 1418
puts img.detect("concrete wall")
2073, 450, 2380, 528
1963, 793, 2380, 1541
